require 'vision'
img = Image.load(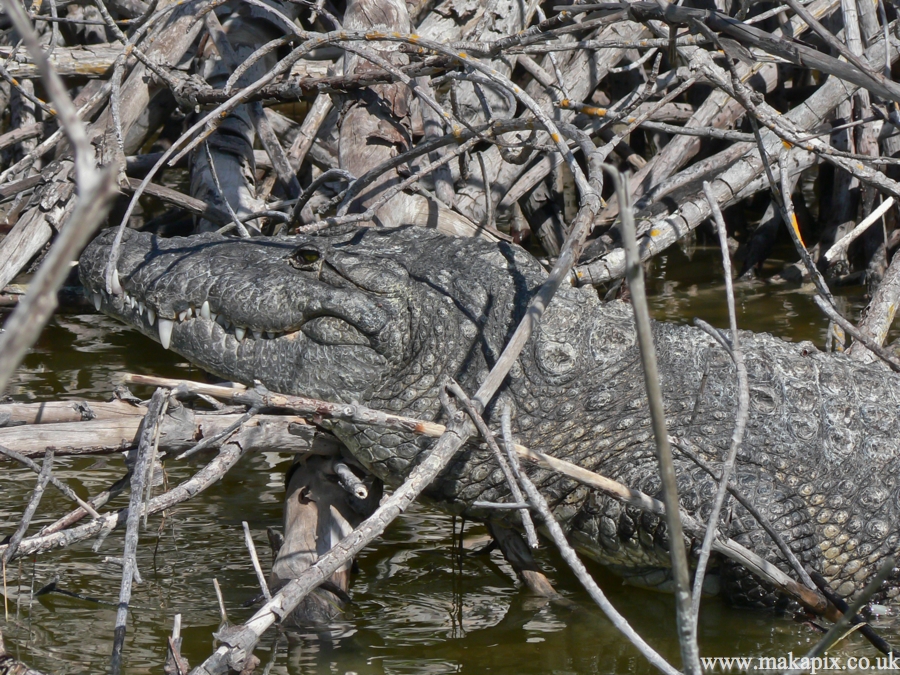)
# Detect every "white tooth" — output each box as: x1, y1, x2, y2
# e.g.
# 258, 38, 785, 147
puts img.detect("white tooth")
234, 326, 246, 341
252, 329, 263, 340
266, 331, 275, 339
200, 301, 211, 320
93, 292, 101, 311
178, 309, 189, 322
209, 311, 218, 322
158, 318, 174, 349
147, 308, 156, 325
111, 269, 123, 295
138, 301, 145, 315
